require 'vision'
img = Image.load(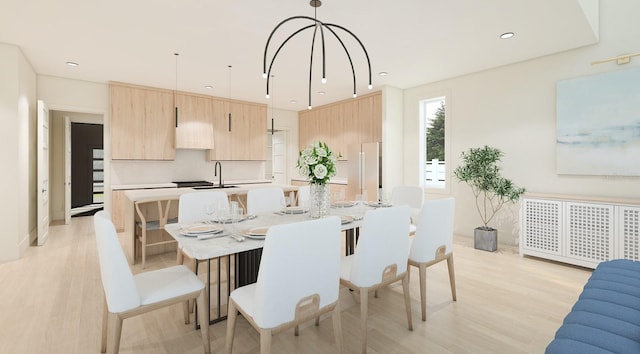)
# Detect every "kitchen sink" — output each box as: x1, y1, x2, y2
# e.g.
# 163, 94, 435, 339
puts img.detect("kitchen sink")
191, 185, 238, 190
